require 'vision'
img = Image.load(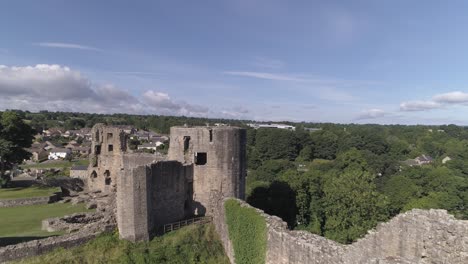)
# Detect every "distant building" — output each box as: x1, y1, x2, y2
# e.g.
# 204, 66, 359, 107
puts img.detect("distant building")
114, 125, 136, 135
304, 127, 322, 132
26, 148, 49, 162
403, 154, 434, 167
247, 123, 296, 131
137, 143, 158, 151
70, 165, 88, 179
48, 148, 71, 160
